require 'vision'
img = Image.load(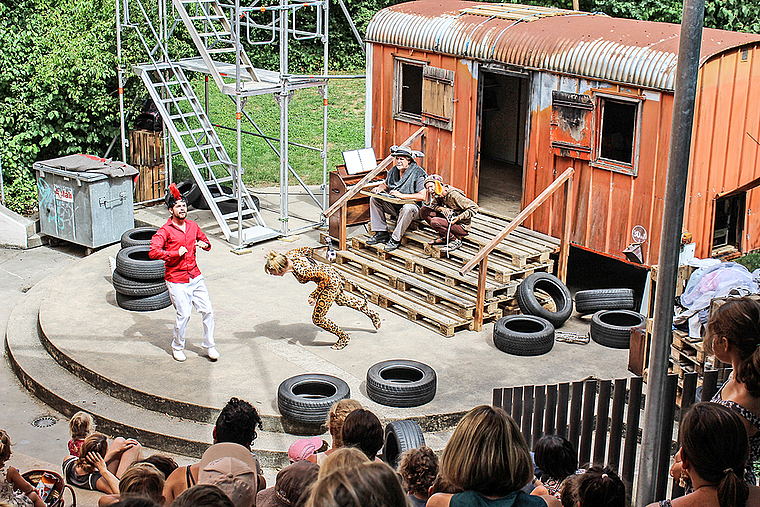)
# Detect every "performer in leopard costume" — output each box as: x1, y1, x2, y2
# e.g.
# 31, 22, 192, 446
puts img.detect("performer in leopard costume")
265, 247, 381, 349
